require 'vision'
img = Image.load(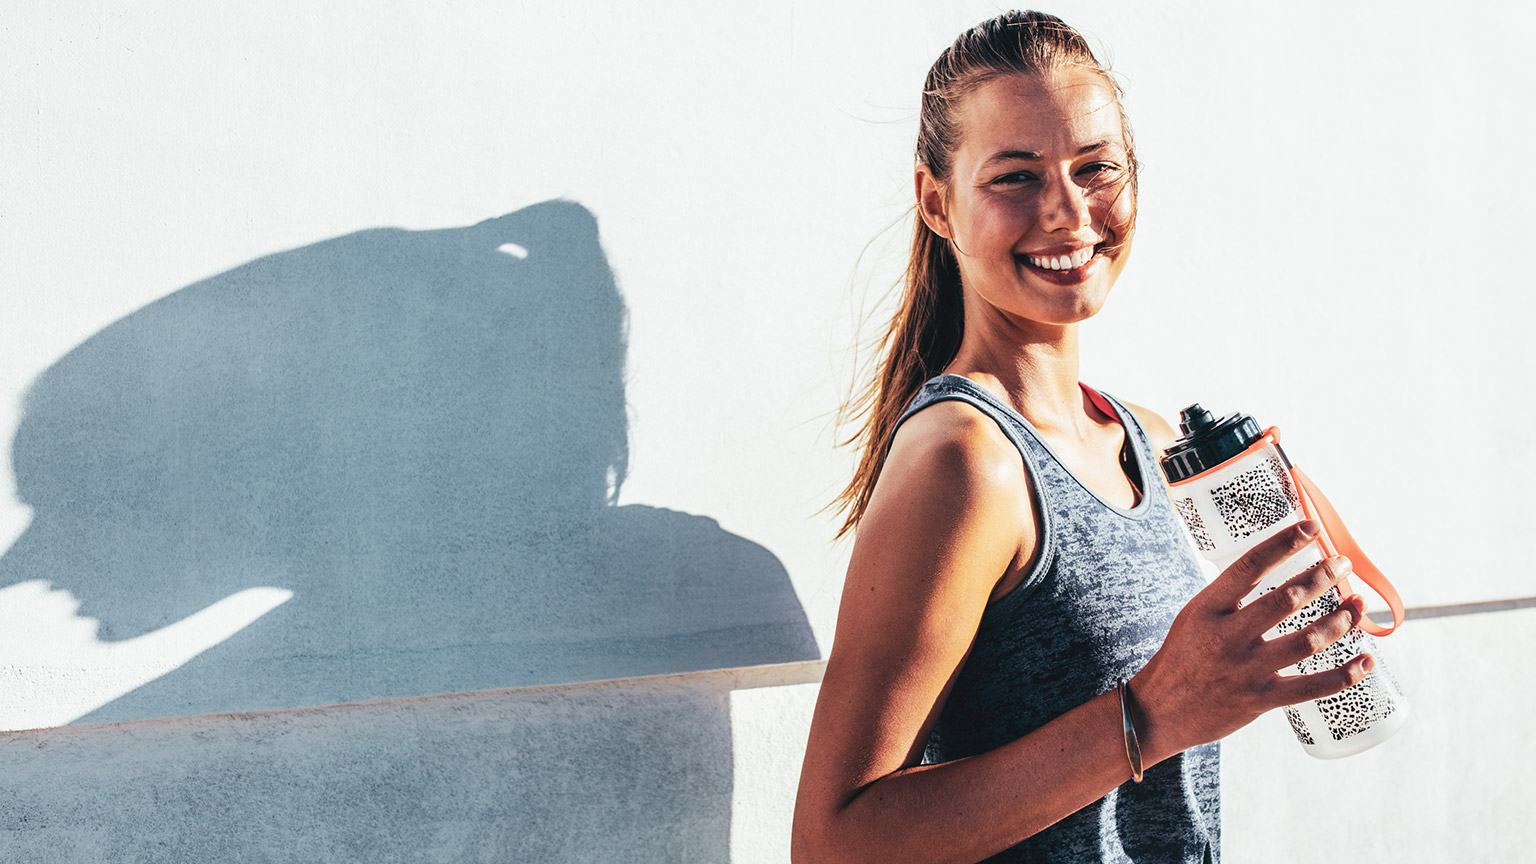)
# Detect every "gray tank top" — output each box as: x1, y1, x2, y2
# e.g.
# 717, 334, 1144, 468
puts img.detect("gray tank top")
898, 374, 1220, 864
